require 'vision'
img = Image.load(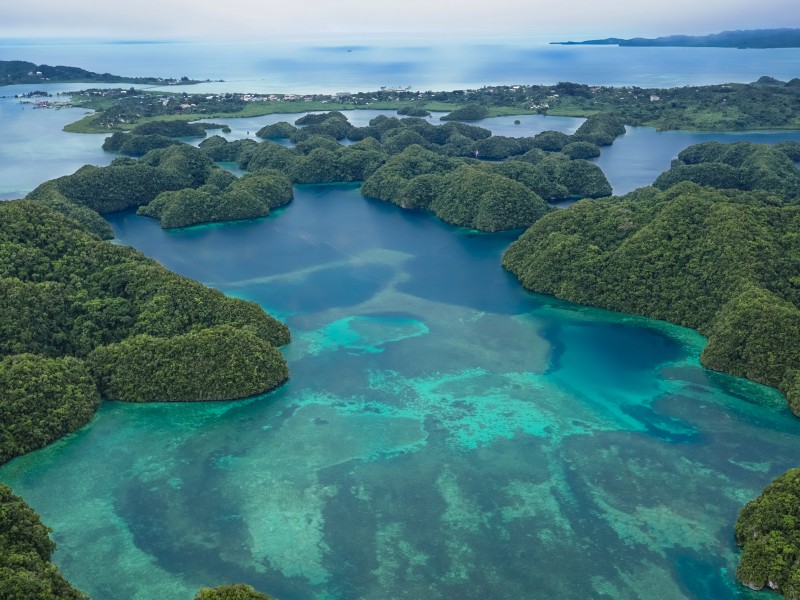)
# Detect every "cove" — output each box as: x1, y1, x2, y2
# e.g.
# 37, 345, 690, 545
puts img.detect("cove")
1, 183, 799, 599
